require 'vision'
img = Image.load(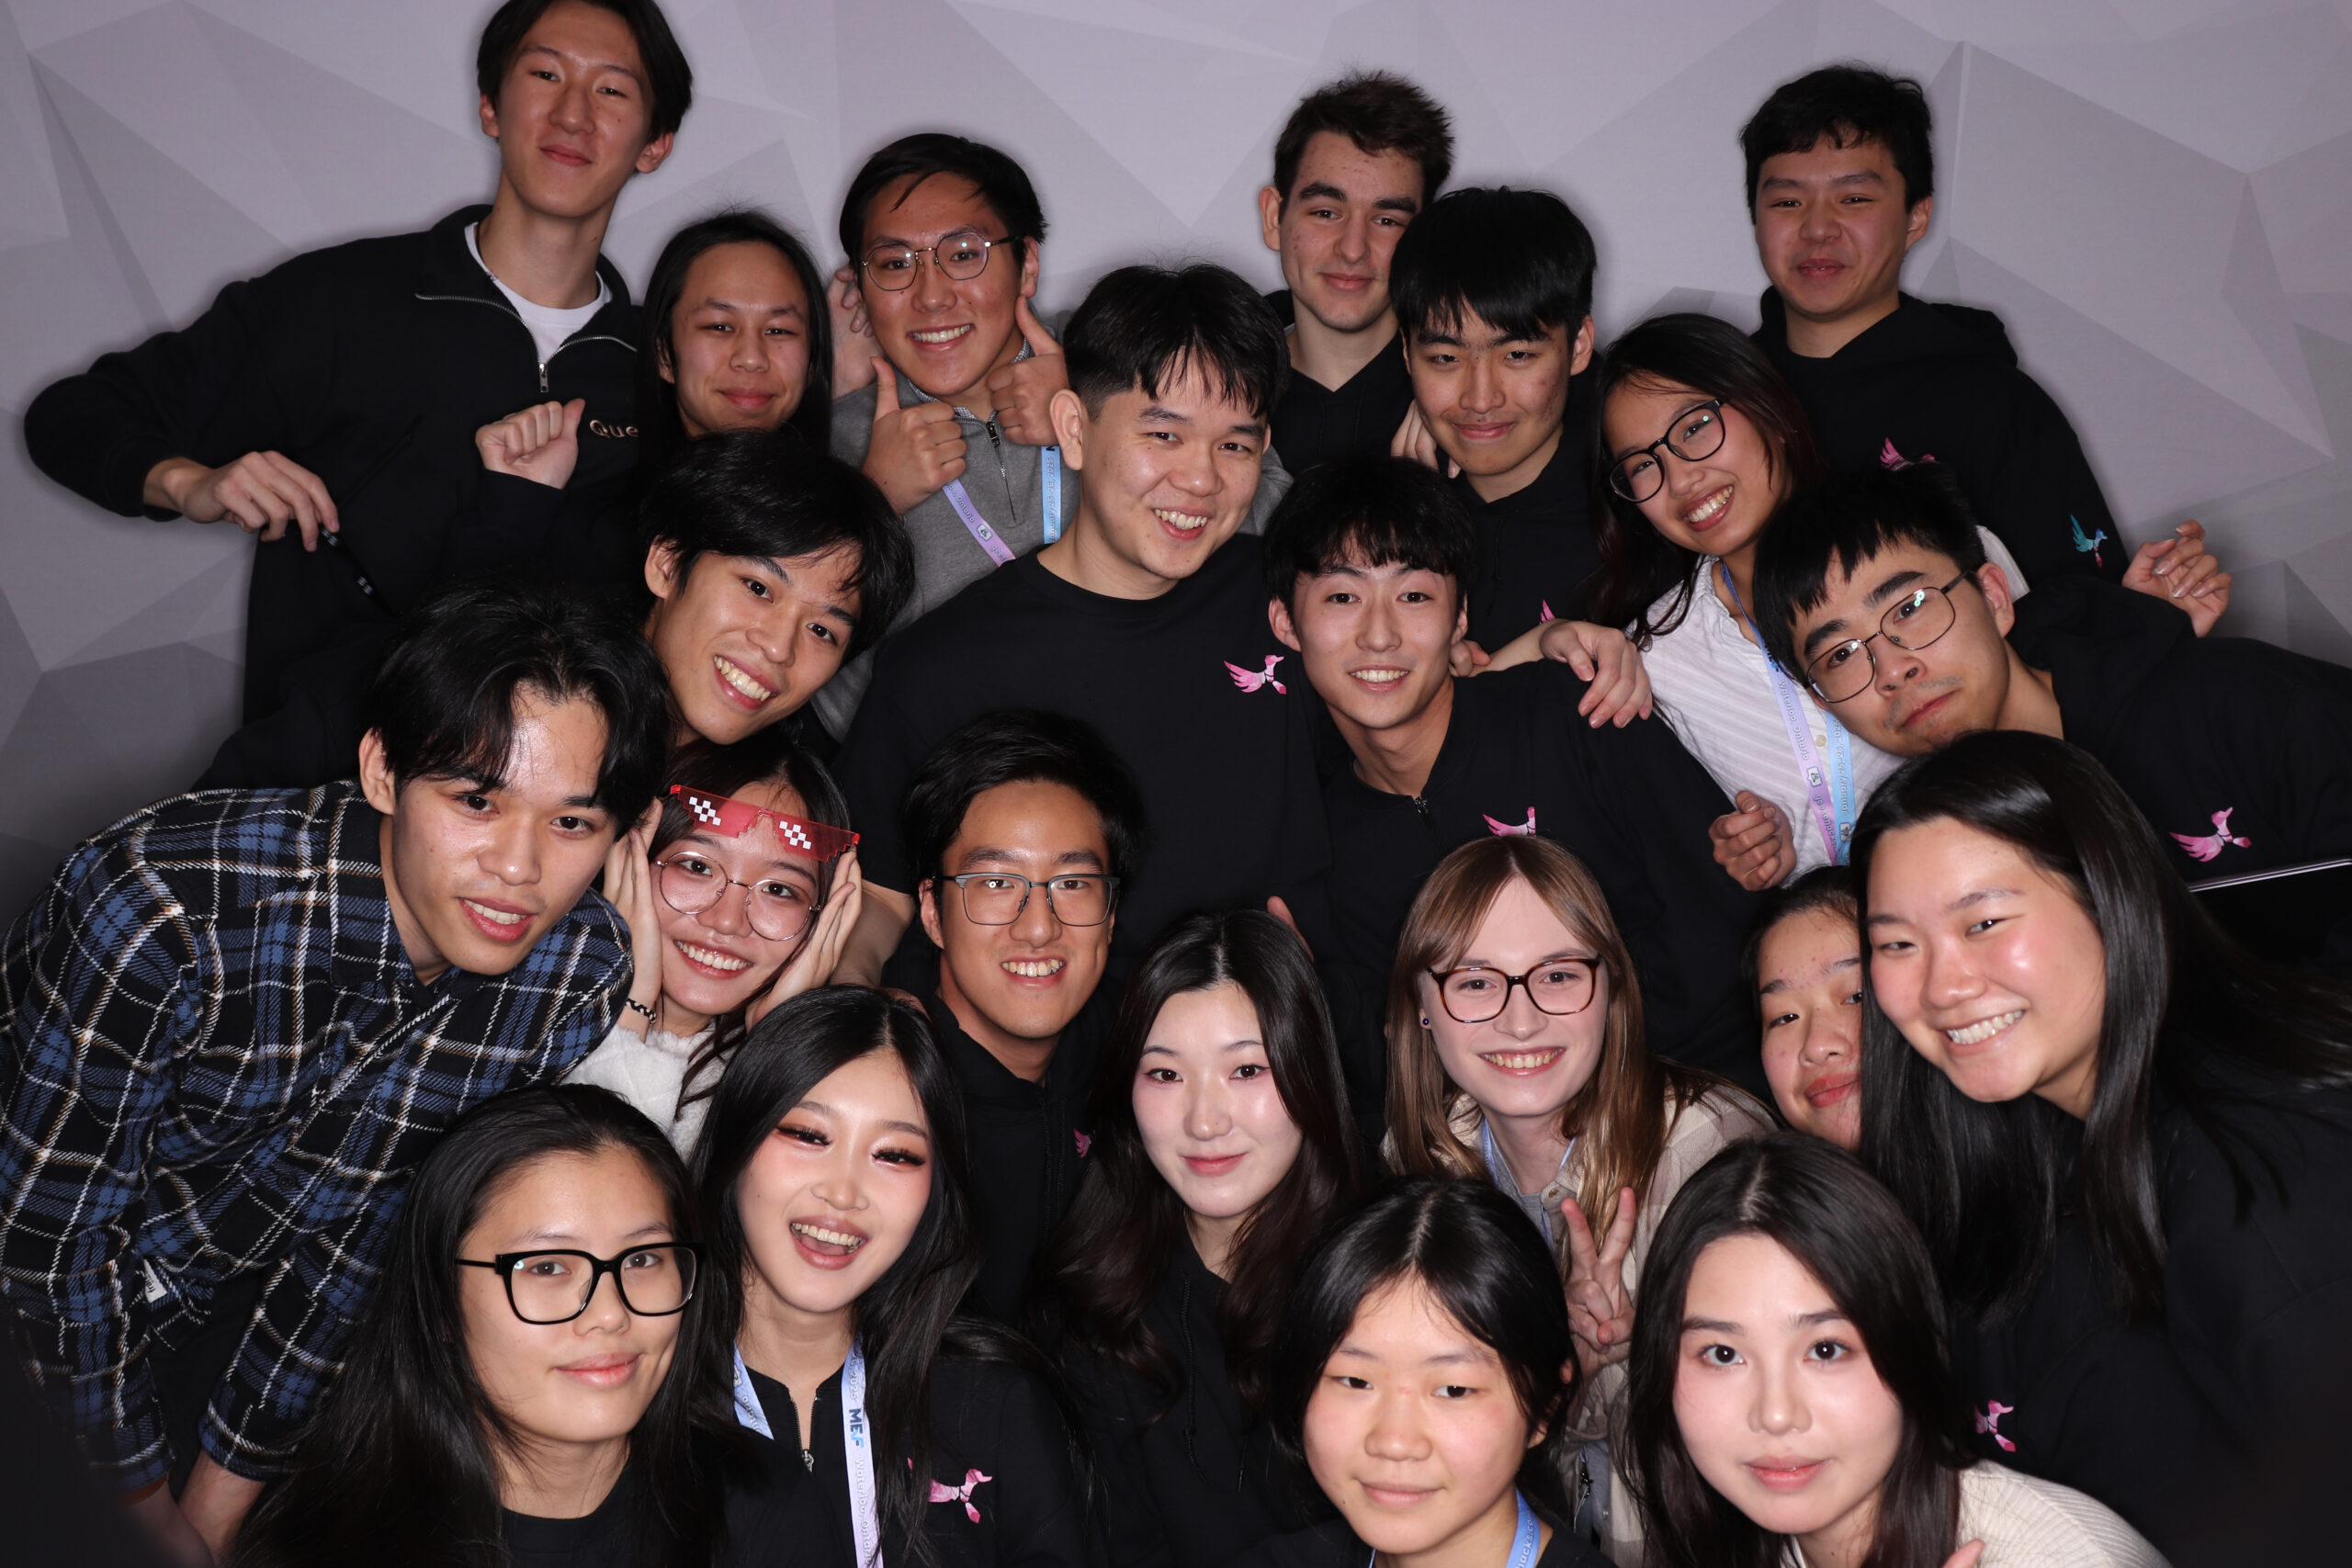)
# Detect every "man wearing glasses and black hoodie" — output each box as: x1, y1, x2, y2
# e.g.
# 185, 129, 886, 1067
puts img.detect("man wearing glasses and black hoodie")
26, 0, 690, 729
